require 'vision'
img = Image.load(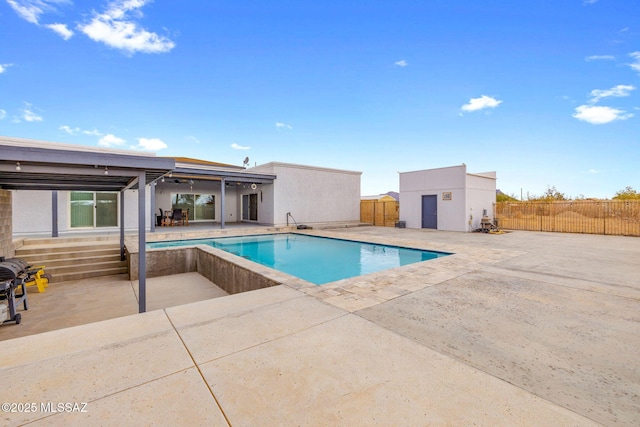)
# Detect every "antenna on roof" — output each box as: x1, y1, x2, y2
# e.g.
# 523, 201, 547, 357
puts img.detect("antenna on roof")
243, 157, 249, 168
